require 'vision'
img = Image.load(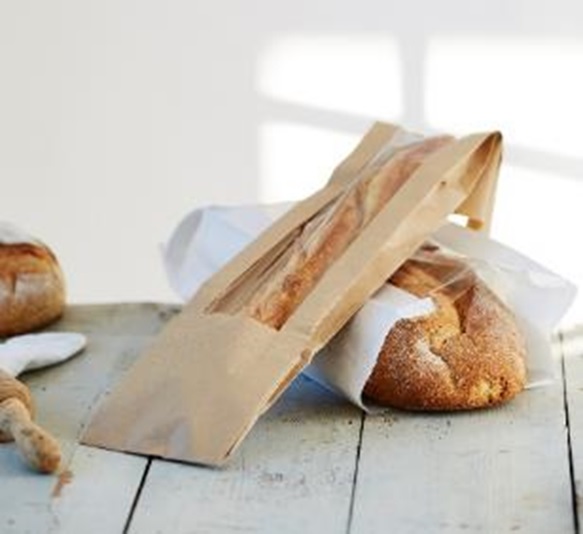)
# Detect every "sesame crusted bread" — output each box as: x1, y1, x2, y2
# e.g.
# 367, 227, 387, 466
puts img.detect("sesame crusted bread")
363, 248, 527, 410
